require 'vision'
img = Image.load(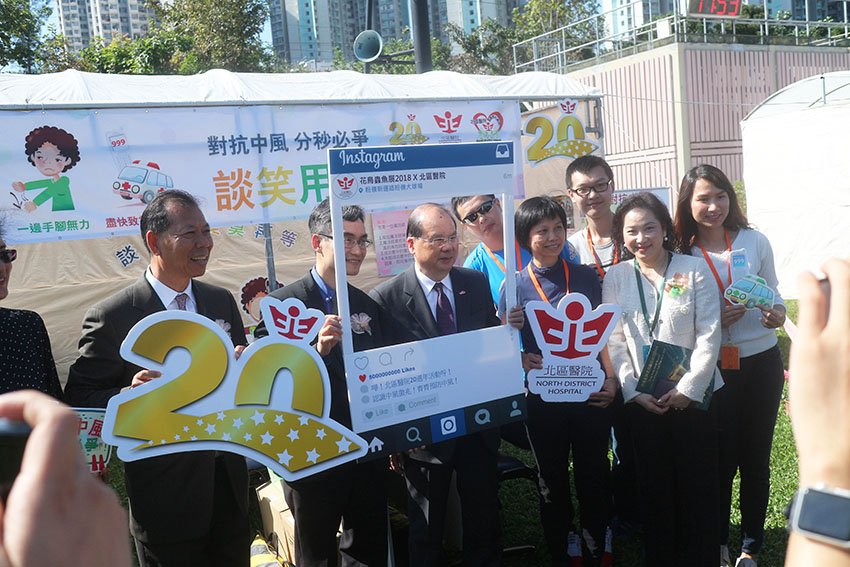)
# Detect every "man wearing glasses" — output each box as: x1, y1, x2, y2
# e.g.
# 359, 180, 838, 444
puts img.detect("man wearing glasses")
370, 203, 523, 567
565, 155, 619, 281
254, 198, 389, 567
451, 194, 579, 306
